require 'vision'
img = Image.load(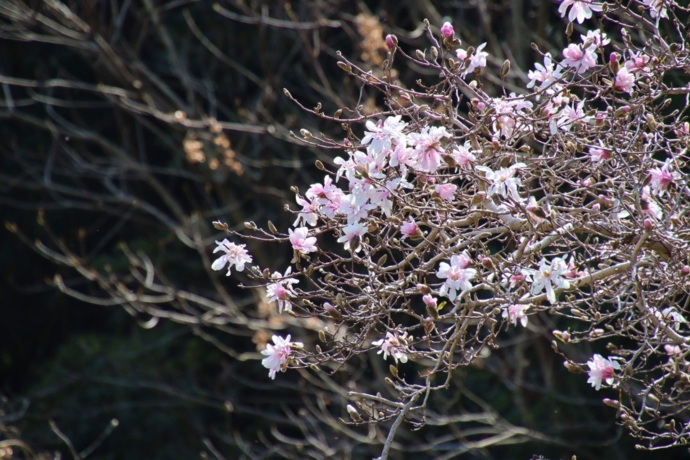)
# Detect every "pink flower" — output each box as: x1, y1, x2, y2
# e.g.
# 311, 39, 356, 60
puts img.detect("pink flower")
587, 354, 620, 391
385, 34, 397, 49
440, 22, 454, 38
261, 334, 302, 379
289, 227, 317, 254
437, 254, 477, 301
640, 186, 662, 220
266, 267, 299, 313
372, 331, 410, 364
649, 158, 681, 196
435, 183, 457, 201
614, 67, 635, 93
589, 142, 612, 162
212, 239, 253, 276
400, 217, 420, 240
665, 344, 682, 357
625, 52, 650, 74
527, 53, 563, 89
562, 44, 597, 74
558, 0, 603, 24
407, 126, 450, 173
422, 295, 437, 309
449, 143, 476, 167
559, 101, 590, 131
503, 304, 530, 327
